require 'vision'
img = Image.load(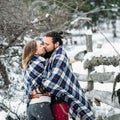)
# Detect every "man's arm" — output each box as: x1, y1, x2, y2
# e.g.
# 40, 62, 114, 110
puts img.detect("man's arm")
42, 53, 69, 93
